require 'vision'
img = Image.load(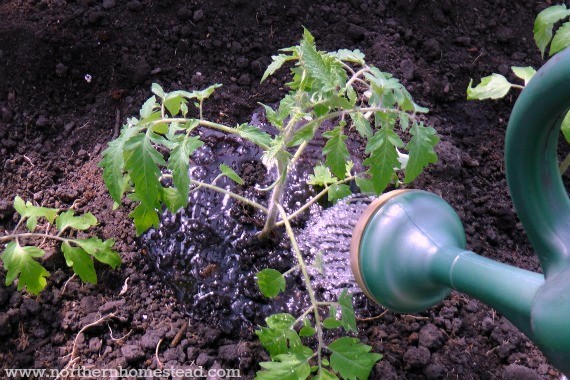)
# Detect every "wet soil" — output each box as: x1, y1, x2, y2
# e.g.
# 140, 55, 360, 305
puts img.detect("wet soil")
0, 0, 565, 378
